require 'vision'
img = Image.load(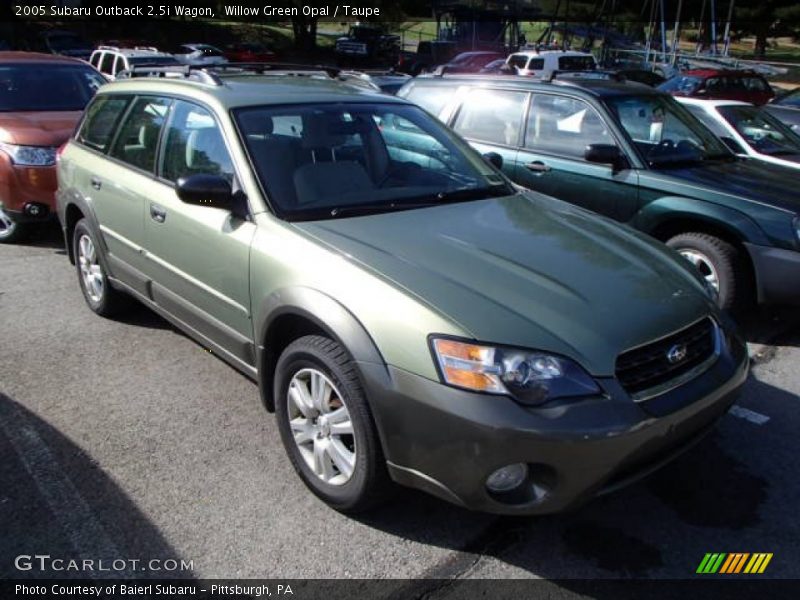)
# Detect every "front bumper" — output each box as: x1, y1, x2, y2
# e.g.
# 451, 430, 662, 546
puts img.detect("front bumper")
0, 155, 57, 223
745, 242, 800, 305
360, 327, 749, 515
